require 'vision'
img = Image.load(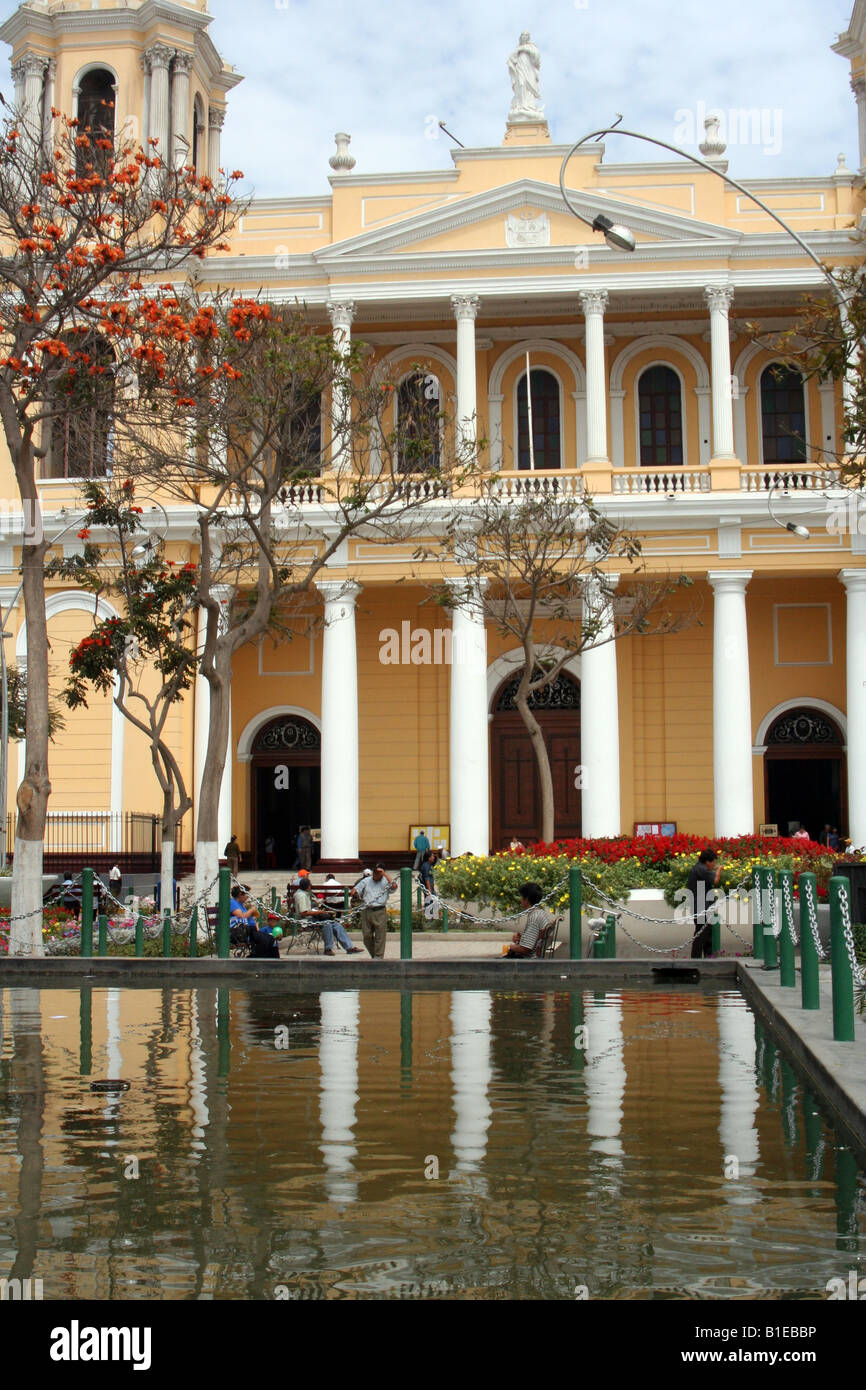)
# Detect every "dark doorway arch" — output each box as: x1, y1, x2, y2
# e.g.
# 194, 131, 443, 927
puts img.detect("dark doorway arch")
490, 670, 581, 850
764, 706, 847, 839
250, 714, 321, 869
